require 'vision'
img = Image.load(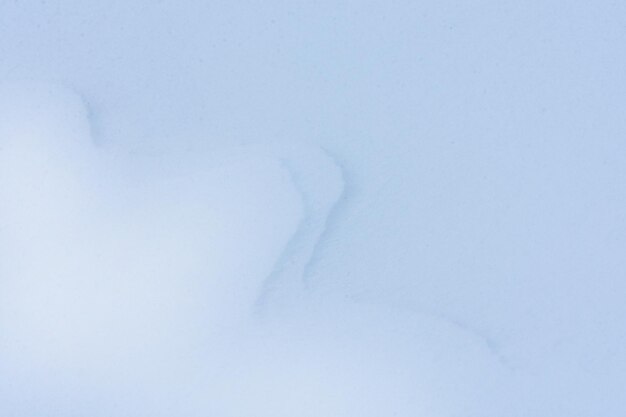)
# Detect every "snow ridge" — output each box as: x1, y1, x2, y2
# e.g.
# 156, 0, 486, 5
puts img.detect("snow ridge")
255, 145, 345, 313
